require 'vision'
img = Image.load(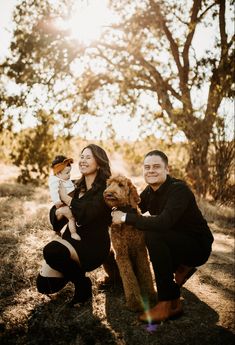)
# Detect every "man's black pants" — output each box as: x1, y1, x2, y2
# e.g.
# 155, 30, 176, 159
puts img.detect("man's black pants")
145, 231, 212, 301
